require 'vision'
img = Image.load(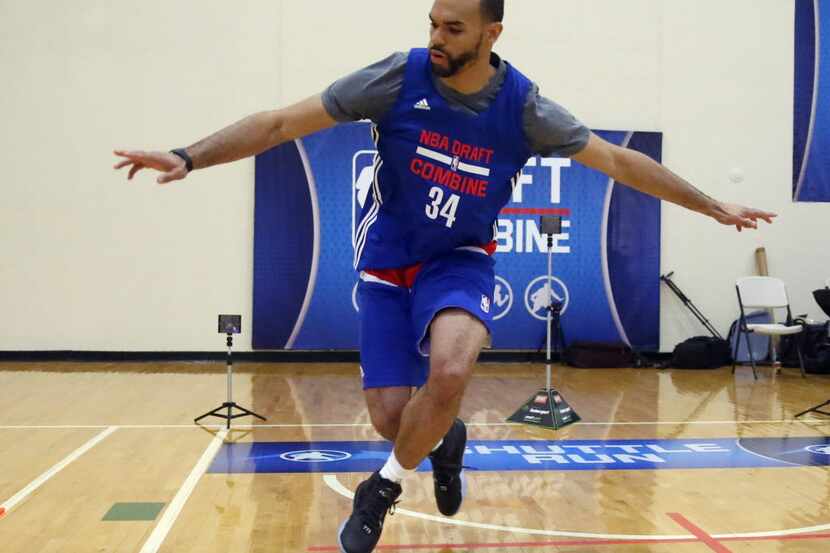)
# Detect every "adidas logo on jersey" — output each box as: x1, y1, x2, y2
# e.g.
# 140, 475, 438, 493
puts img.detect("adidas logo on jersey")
414, 98, 431, 110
